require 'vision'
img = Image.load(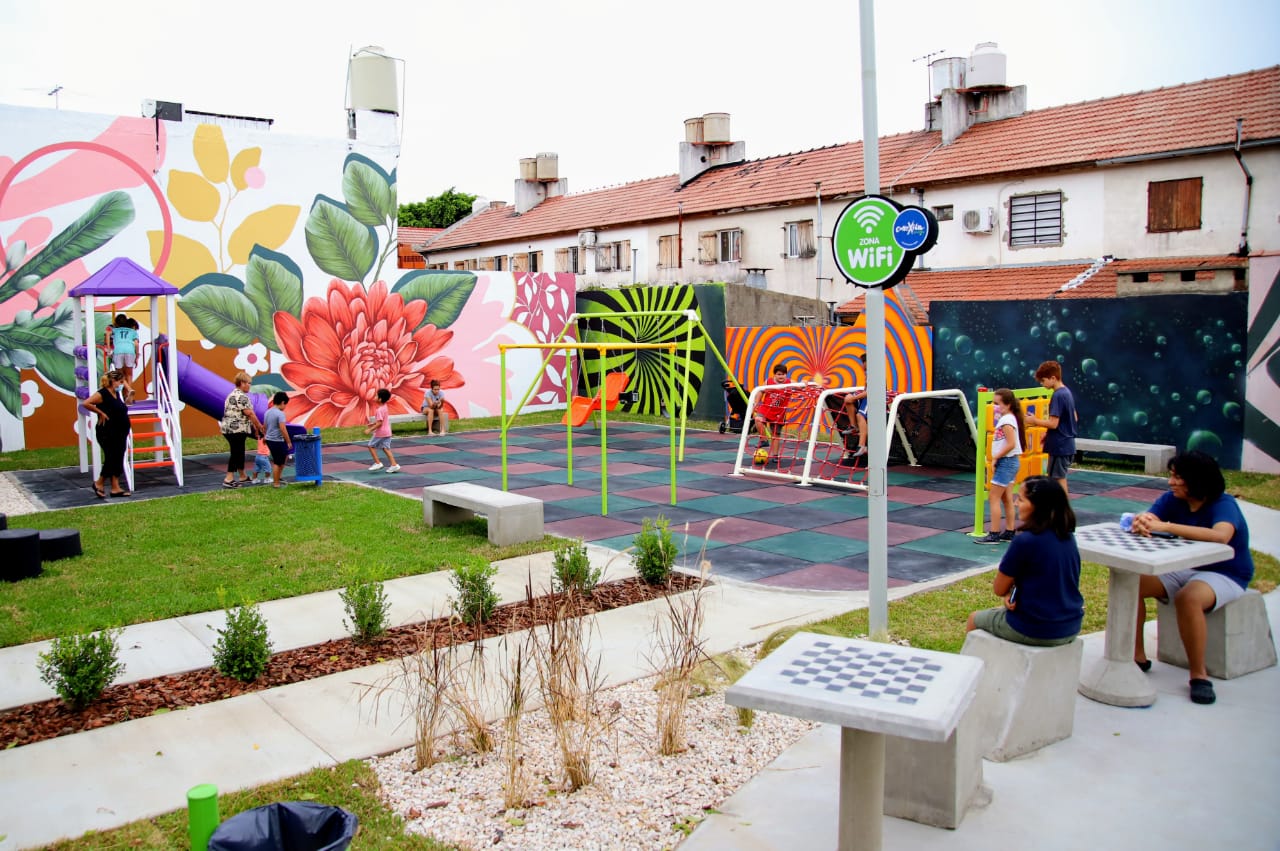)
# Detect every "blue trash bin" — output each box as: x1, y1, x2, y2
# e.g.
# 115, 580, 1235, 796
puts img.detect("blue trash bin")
291, 427, 323, 485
